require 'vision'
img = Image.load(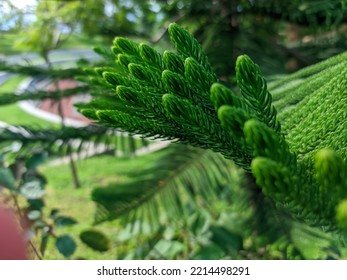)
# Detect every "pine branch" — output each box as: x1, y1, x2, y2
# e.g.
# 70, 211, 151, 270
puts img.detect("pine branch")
92, 144, 236, 225
0, 125, 144, 157
79, 23, 347, 231
0, 86, 90, 106
236, 55, 281, 133
0, 61, 84, 79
